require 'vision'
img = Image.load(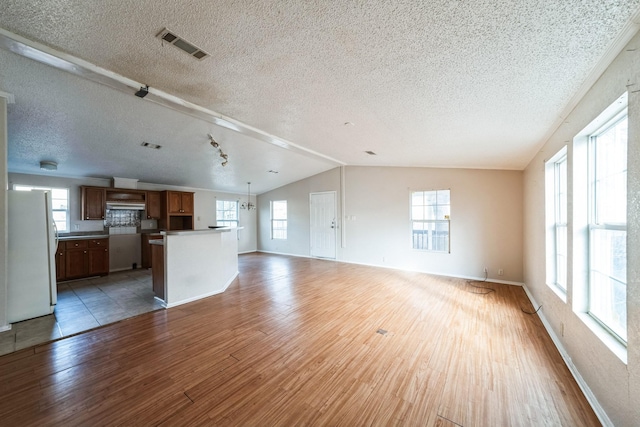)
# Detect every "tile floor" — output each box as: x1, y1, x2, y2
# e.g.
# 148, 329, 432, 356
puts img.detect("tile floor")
0, 269, 164, 356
